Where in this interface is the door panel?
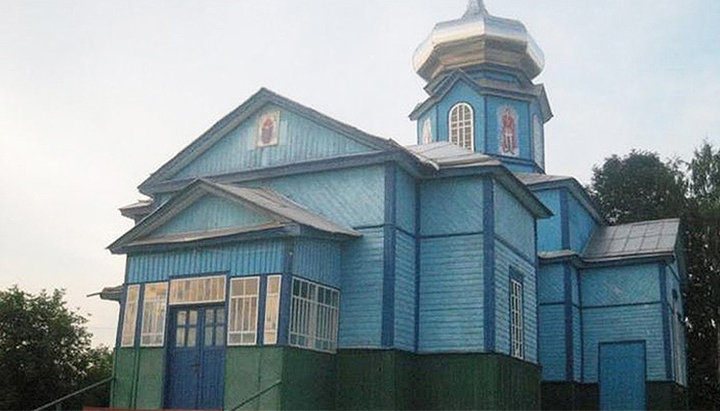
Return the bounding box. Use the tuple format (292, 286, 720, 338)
(166, 307, 226, 410)
(599, 342, 646, 410)
(199, 307, 226, 410)
(167, 309, 200, 409)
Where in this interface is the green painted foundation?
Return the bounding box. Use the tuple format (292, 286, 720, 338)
(540, 381, 688, 410)
(111, 347, 540, 410)
(111, 348, 164, 409)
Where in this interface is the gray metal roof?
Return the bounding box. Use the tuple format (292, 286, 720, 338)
(514, 172, 573, 186)
(405, 142, 500, 169)
(583, 218, 680, 261)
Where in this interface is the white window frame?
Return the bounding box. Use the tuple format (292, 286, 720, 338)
(227, 277, 260, 346)
(168, 275, 226, 306)
(264, 275, 282, 345)
(140, 282, 169, 347)
(289, 277, 340, 353)
(448, 102, 474, 151)
(510, 277, 524, 359)
(121, 284, 140, 347)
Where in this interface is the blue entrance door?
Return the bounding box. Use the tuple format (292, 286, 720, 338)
(599, 342, 646, 410)
(166, 307, 226, 409)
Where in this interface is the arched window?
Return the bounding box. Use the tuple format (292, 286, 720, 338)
(449, 103, 474, 151)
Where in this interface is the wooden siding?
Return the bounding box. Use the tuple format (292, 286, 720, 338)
(538, 263, 564, 304)
(539, 305, 566, 381)
(495, 184, 535, 258)
(567, 193, 596, 252)
(395, 168, 416, 234)
(257, 165, 385, 228)
(126, 240, 285, 283)
(173, 104, 374, 180)
(394, 230, 416, 351)
(581, 264, 660, 307)
(419, 177, 484, 237)
(495, 240, 537, 363)
(149, 194, 272, 238)
(292, 239, 341, 287)
(418, 234, 484, 352)
(339, 227, 384, 348)
(535, 189, 562, 252)
(582, 304, 666, 382)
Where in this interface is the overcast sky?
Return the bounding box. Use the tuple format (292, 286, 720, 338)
(1, 0, 719, 347)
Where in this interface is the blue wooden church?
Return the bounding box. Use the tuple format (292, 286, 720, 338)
(103, 1, 688, 409)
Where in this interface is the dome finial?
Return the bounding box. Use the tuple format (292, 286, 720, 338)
(463, 0, 488, 18)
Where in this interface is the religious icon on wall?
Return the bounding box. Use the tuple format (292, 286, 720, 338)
(497, 106, 518, 156)
(422, 118, 433, 144)
(257, 111, 280, 147)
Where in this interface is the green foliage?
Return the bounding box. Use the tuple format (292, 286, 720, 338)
(589, 143, 720, 409)
(0, 286, 112, 410)
(589, 150, 687, 224)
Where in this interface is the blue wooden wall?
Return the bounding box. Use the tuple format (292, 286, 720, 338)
(339, 227, 384, 347)
(149, 194, 272, 238)
(417, 175, 486, 352)
(538, 262, 568, 380)
(127, 240, 285, 283)
(292, 239, 341, 288)
(535, 189, 562, 252)
(419, 234, 485, 352)
(173, 104, 375, 180)
(580, 263, 667, 382)
(534, 187, 597, 253)
(567, 194, 596, 252)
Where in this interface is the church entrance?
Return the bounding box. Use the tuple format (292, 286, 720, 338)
(165, 306, 226, 409)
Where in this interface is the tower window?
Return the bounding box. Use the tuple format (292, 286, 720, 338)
(449, 103, 474, 151)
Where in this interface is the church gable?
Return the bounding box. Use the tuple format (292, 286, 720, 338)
(147, 194, 273, 238)
(139, 88, 395, 194)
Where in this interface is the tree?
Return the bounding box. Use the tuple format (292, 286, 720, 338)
(589, 150, 687, 224)
(0, 286, 112, 410)
(589, 145, 720, 409)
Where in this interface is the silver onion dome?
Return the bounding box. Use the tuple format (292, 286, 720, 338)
(413, 0, 545, 81)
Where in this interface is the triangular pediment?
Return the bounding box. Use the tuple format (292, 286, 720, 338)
(139, 88, 398, 195)
(146, 194, 274, 239)
(109, 179, 359, 254)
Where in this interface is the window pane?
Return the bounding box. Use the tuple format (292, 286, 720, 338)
(205, 326, 213, 346)
(175, 328, 185, 347)
(206, 309, 214, 325)
(121, 285, 140, 347)
(264, 276, 281, 345)
(140, 282, 168, 347)
(228, 277, 259, 346)
(169, 276, 226, 305)
(187, 327, 196, 347)
(216, 325, 224, 346)
(288, 278, 339, 353)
